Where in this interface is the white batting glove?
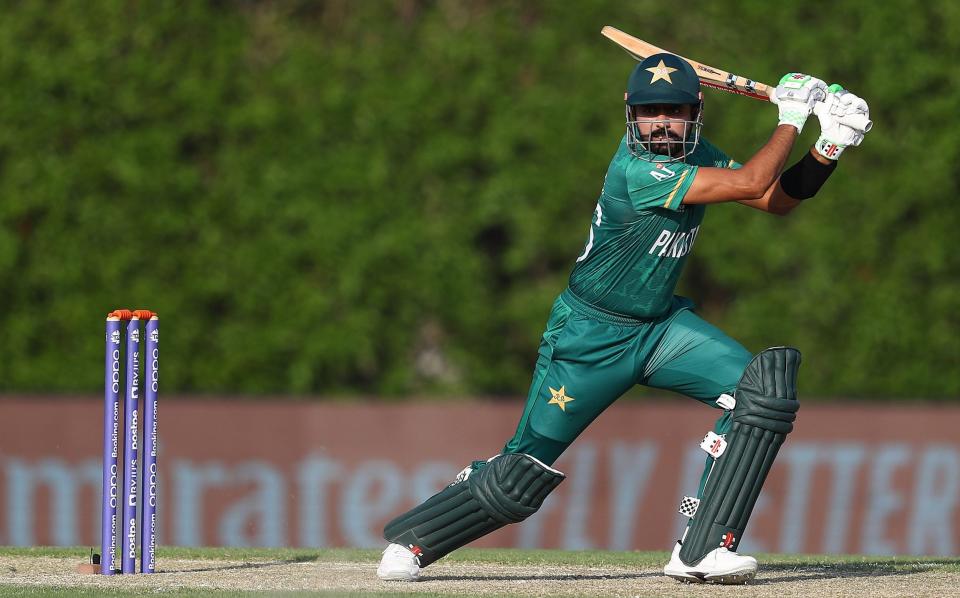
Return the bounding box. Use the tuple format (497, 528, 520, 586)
(771, 73, 828, 133)
(813, 85, 872, 160)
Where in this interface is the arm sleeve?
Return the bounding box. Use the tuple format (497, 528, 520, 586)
(625, 160, 698, 212)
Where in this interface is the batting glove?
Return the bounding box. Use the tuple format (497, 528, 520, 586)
(813, 84, 872, 160)
(771, 73, 828, 134)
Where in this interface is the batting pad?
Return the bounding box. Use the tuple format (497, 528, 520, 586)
(679, 347, 800, 566)
(383, 453, 565, 567)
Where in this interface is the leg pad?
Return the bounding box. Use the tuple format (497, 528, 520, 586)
(679, 347, 800, 566)
(383, 453, 565, 567)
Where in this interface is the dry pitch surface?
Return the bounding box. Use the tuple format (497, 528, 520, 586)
(0, 547, 958, 597)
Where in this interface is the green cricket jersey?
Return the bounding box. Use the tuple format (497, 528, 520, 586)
(568, 136, 739, 319)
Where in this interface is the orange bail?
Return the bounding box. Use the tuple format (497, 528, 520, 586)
(107, 309, 158, 320)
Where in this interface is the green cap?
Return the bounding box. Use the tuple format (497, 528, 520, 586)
(626, 53, 701, 105)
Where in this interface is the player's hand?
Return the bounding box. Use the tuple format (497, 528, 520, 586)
(813, 85, 872, 160)
(771, 73, 828, 134)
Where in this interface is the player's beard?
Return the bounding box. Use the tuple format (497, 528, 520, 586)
(648, 129, 685, 158)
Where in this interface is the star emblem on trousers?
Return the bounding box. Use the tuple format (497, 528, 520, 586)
(548, 386, 575, 412)
(646, 59, 677, 84)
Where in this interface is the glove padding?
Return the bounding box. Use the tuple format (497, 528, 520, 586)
(771, 73, 828, 134)
(813, 85, 871, 160)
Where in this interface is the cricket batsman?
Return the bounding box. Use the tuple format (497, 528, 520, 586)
(377, 53, 871, 584)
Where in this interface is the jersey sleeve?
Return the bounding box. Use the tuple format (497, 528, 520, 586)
(624, 159, 698, 212)
(698, 137, 742, 170)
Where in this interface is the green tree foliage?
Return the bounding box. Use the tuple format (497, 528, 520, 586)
(0, 1, 956, 398)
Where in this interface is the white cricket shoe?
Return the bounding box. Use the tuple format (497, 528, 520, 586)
(663, 541, 757, 584)
(376, 543, 420, 581)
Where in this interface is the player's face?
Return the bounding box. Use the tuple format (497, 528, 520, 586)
(631, 103, 695, 157)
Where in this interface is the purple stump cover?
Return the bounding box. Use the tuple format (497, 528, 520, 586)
(101, 317, 123, 574)
(121, 318, 141, 574)
(140, 316, 159, 573)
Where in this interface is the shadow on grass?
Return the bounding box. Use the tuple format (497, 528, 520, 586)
(748, 560, 960, 585)
(150, 552, 960, 585)
(423, 572, 660, 582)
(423, 559, 960, 585)
(157, 554, 320, 574)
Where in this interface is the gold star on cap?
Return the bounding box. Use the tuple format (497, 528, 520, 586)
(646, 59, 677, 84)
(548, 386, 575, 412)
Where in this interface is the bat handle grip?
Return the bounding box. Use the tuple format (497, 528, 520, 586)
(843, 113, 873, 133)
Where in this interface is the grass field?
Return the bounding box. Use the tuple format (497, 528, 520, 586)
(0, 546, 958, 597)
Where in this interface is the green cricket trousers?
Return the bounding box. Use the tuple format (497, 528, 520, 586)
(503, 288, 752, 466)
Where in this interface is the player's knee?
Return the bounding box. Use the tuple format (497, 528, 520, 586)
(471, 453, 566, 522)
(382, 453, 565, 567)
(712, 347, 800, 427)
(733, 346, 801, 433)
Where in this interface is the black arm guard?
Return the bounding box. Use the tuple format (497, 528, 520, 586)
(778, 150, 837, 200)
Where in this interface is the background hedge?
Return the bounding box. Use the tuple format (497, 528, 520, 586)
(0, 0, 956, 398)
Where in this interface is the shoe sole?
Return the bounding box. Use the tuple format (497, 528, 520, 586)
(665, 567, 756, 585)
(376, 570, 419, 582)
(665, 571, 705, 584)
(377, 574, 419, 581)
(704, 569, 756, 584)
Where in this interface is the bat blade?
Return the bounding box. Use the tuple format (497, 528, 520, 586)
(601, 26, 773, 102)
(601, 26, 871, 131)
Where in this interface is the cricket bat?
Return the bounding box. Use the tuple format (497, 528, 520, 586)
(601, 26, 871, 131)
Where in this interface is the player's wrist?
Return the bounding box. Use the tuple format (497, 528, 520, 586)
(808, 145, 834, 165)
(813, 135, 847, 160)
(778, 110, 808, 133)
